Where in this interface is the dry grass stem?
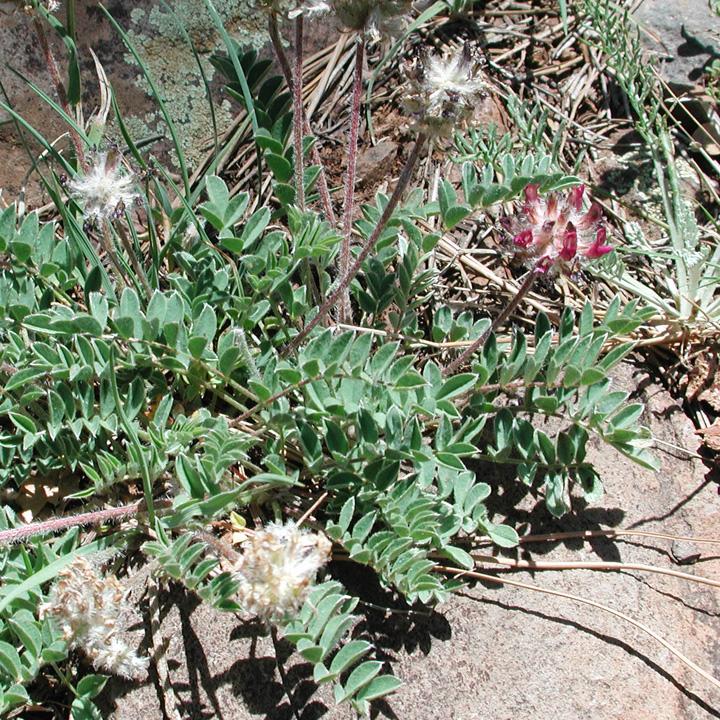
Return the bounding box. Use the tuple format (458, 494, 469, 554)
(471, 555, 720, 589)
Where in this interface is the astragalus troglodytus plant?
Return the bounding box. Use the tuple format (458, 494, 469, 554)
(3, 0, 713, 717)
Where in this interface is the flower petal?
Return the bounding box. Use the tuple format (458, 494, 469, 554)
(579, 202, 603, 228)
(546, 193, 559, 218)
(559, 223, 578, 261)
(568, 185, 585, 212)
(585, 226, 612, 258)
(513, 228, 534, 247)
(524, 184, 539, 203)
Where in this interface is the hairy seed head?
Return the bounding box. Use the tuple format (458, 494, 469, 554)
(402, 44, 487, 138)
(40, 556, 148, 680)
(234, 522, 332, 624)
(68, 151, 137, 224)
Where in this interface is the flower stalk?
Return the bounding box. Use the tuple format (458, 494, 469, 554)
(281, 133, 426, 356)
(338, 36, 366, 323)
(0, 501, 146, 546)
(116, 223, 153, 299)
(292, 14, 306, 211)
(267, 14, 336, 225)
(100, 220, 130, 292)
(444, 265, 541, 376)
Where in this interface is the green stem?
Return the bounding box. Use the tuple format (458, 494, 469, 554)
(66, 0, 77, 41)
(100, 220, 130, 291)
(101, 6, 189, 197)
(108, 346, 155, 524)
(31, 13, 86, 169)
(51, 661, 78, 697)
(234, 328, 260, 380)
(116, 222, 153, 299)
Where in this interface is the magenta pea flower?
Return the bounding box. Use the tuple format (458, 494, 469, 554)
(505, 184, 612, 273)
(446, 184, 611, 376)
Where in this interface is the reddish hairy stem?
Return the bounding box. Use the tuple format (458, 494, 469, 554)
(280, 134, 426, 357)
(444, 266, 541, 376)
(194, 530, 241, 563)
(0, 501, 146, 546)
(268, 15, 335, 225)
(338, 37, 365, 323)
(292, 15, 305, 211)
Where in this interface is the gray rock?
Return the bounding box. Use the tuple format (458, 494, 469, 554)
(635, 0, 720, 88)
(356, 140, 399, 189)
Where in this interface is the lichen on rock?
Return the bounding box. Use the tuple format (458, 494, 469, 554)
(122, 0, 271, 167)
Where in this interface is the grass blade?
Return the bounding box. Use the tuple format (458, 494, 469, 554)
(99, 4, 190, 198)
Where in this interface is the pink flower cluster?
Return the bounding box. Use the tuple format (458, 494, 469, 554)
(505, 184, 612, 273)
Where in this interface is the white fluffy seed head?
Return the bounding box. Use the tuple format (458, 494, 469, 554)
(288, 0, 331, 18)
(402, 44, 487, 138)
(41, 556, 148, 680)
(234, 522, 332, 624)
(68, 151, 138, 224)
(89, 636, 150, 680)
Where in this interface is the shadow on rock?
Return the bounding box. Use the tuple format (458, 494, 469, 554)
(331, 561, 452, 658)
(474, 458, 626, 562)
(99, 583, 330, 720)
